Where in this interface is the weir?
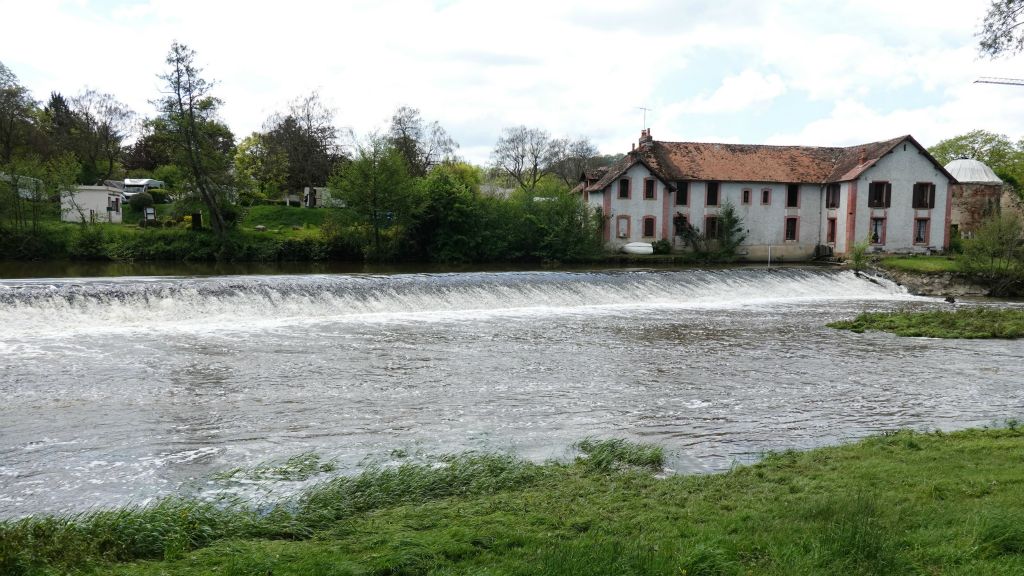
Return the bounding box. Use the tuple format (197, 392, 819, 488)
(0, 268, 912, 337)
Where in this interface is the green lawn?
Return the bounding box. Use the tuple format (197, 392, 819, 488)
(120, 204, 331, 239)
(829, 307, 1024, 338)
(4, 428, 1024, 575)
(879, 255, 960, 274)
(241, 205, 332, 230)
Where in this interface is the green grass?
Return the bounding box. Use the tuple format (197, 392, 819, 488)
(574, 437, 665, 471)
(828, 307, 1024, 338)
(213, 452, 337, 482)
(240, 205, 331, 230)
(880, 255, 961, 274)
(4, 429, 1024, 575)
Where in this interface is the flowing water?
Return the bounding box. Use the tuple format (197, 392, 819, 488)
(1, 267, 1022, 518)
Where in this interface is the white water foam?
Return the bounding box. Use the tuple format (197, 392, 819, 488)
(0, 269, 922, 339)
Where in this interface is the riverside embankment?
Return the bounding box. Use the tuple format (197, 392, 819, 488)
(3, 428, 1024, 575)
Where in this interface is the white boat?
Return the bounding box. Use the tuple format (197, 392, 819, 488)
(621, 242, 654, 255)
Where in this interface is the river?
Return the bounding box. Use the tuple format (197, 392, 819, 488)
(1, 267, 1022, 518)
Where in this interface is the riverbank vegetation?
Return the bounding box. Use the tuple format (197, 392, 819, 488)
(1, 49, 620, 266)
(829, 307, 1024, 338)
(0, 178, 607, 264)
(3, 428, 1024, 575)
(873, 212, 1024, 297)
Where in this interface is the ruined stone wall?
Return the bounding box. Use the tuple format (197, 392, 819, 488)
(951, 183, 1003, 236)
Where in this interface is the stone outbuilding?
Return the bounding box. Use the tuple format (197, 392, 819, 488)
(945, 158, 1004, 238)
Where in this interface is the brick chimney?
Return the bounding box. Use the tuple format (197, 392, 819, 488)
(638, 128, 653, 151)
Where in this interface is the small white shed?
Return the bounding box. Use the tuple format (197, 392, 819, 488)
(61, 185, 123, 224)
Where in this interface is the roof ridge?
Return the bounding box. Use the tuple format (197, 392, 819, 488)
(655, 140, 846, 151)
(654, 134, 911, 150)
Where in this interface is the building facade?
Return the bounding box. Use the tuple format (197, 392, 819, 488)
(61, 185, 123, 224)
(577, 131, 956, 259)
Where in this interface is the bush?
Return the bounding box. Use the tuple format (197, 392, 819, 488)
(0, 227, 71, 259)
(219, 204, 241, 228)
(149, 189, 169, 204)
(676, 200, 746, 262)
(958, 213, 1024, 296)
(128, 192, 154, 211)
(68, 226, 107, 259)
(848, 240, 869, 272)
(948, 226, 964, 254)
(651, 238, 672, 254)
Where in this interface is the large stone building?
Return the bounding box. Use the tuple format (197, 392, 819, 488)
(575, 130, 956, 259)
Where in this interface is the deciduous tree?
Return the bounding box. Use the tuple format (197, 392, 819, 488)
(547, 136, 599, 186)
(0, 61, 37, 164)
(154, 42, 233, 235)
(491, 126, 555, 191)
(329, 135, 418, 259)
(928, 130, 1024, 192)
(387, 106, 458, 177)
(928, 130, 1017, 168)
(979, 0, 1024, 57)
(40, 92, 78, 160)
(70, 89, 134, 182)
(264, 92, 343, 199)
(234, 132, 288, 204)
(123, 127, 174, 173)
(407, 162, 482, 262)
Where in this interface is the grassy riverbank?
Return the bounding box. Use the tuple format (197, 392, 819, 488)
(3, 429, 1024, 575)
(829, 307, 1024, 338)
(879, 255, 960, 274)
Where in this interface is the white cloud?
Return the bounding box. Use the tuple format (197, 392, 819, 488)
(671, 70, 787, 115)
(765, 81, 1024, 149)
(2, 0, 1023, 162)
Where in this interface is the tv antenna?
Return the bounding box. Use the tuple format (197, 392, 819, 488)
(975, 77, 1024, 86)
(636, 106, 653, 128)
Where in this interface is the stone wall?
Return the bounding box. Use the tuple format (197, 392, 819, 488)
(874, 267, 988, 297)
(951, 182, 1003, 237)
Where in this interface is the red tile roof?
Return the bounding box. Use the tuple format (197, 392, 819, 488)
(580, 134, 954, 193)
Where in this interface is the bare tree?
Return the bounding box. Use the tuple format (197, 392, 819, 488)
(71, 89, 134, 182)
(979, 0, 1024, 57)
(491, 126, 555, 191)
(387, 106, 458, 177)
(548, 136, 600, 186)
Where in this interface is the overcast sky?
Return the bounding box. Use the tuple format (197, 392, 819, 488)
(4, 0, 1024, 164)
